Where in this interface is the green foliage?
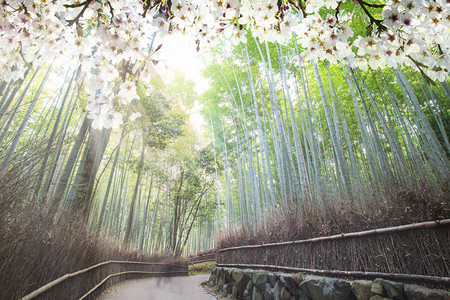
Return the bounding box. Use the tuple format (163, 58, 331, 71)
(169, 73, 198, 105)
(140, 90, 185, 149)
(188, 261, 215, 275)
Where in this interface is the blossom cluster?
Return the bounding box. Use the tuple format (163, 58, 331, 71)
(358, 0, 450, 81)
(154, 0, 449, 81)
(151, 0, 300, 46)
(0, 0, 449, 129)
(0, 1, 154, 129)
(293, 0, 449, 81)
(294, 13, 355, 64)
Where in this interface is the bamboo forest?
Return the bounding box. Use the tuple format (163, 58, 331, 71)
(0, 1, 449, 299)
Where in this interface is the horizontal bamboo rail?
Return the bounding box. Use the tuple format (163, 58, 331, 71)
(189, 253, 217, 265)
(216, 263, 450, 285)
(78, 270, 186, 300)
(218, 219, 450, 253)
(190, 259, 217, 265)
(21, 260, 188, 300)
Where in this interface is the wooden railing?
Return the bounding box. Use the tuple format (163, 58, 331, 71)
(21, 261, 188, 300)
(189, 252, 217, 265)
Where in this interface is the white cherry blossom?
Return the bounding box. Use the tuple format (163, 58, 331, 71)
(117, 81, 139, 104)
(0, 0, 449, 130)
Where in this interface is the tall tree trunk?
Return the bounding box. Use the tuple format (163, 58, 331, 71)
(0, 67, 51, 172)
(123, 142, 145, 247)
(51, 115, 91, 211)
(72, 127, 111, 220)
(33, 70, 76, 201)
(312, 60, 351, 196)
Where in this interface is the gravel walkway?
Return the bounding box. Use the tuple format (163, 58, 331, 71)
(96, 275, 216, 300)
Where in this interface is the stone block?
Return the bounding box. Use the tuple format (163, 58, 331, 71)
(377, 279, 406, 300)
(253, 270, 270, 290)
(352, 280, 375, 300)
(244, 286, 253, 300)
(208, 280, 214, 288)
(371, 280, 385, 296)
(298, 289, 312, 300)
(404, 284, 450, 300)
(252, 286, 264, 300)
(218, 277, 225, 292)
(233, 268, 252, 296)
(369, 296, 391, 300)
(244, 280, 255, 300)
(279, 274, 301, 296)
(268, 273, 278, 286)
(209, 274, 216, 285)
(274, 280, 283, 300)
(281, 286, 293, 300)
(224, 268, 234, 283)
(222, 283, 230, 297)
(300, 275, 351, 300)
(265, 282, 274, 297)
(232, 286, 238, 299)
(293, 273, 306, 286)
(264, 283, 275, 300)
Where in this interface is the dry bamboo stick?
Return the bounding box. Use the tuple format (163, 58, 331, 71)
(20, 261, 187, 300)
(218, 219, 450, 253)
(216, 263, 450, 284)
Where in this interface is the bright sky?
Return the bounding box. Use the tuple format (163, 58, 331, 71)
(155, 34, 210, 94)
(154, 33, 210, 145)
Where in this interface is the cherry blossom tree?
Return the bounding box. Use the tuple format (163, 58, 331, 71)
(1, 0, 448, 131)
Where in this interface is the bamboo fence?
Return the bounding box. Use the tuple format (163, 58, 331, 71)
(189, 252, 217, 265)
(215, 219, 450, 286)
(218, 219, 450, 253)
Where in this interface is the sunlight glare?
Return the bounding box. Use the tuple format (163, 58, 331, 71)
(156, 34, 210, 94)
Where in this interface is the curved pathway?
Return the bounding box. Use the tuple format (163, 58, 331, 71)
(96, 274, 215, 300)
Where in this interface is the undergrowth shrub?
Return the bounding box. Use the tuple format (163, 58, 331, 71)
(215, 180, 450, 282)
(217, 179, 450, 248)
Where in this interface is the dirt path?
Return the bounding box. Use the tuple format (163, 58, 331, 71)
(96, 274, 216, 300)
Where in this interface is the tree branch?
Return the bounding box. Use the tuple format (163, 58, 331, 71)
(355, 0, 386, 34)
(65, 0, 93, 27)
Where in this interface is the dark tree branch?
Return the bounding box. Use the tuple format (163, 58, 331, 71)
(407, 54, 437, 86)
(355, 0, 387, 34)
(359, 0, 385, 8)
(106, 1, 115, 20)
(65, 0, 93, 27)
(334, 1, 342, 22)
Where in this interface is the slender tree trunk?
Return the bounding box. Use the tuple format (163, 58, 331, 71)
(0, 67, 51, 172)
(312, 60, 351, 196)
(51, 115, 91, 210)
(71, 127, 111, 220)
(33, 70, 76, 200)
(124, 142, 145, 247)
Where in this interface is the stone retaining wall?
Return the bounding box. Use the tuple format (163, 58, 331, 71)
(208, 267, 450, 300)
